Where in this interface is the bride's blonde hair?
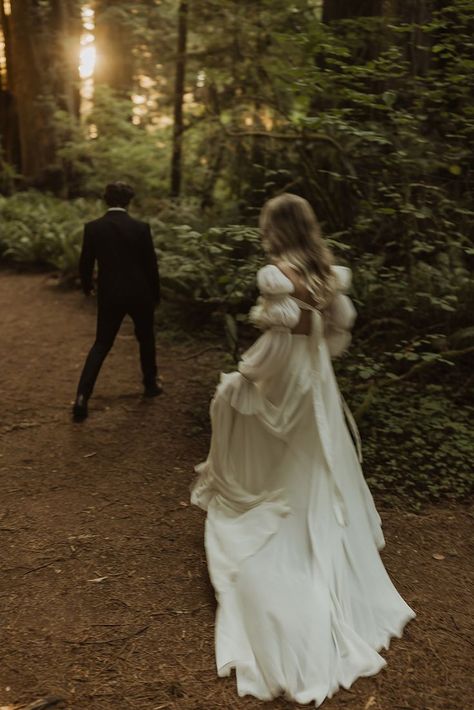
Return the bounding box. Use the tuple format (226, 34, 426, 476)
(259, 193, 336, 308)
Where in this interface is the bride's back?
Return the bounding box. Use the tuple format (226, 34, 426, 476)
(275, 262, 318, 335)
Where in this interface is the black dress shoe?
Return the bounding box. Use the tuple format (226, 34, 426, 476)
(72, 394, 89, 422)
(143, 379, 163, 397)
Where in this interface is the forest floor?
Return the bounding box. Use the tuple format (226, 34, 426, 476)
(0, 270, 472, 710)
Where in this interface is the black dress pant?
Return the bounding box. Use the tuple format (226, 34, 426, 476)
(77, 300, 157, 399)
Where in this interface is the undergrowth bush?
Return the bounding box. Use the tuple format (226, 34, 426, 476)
(150, 221, 263, 354)
(346, 383, 473, 508)
(0, 192, 98, 274)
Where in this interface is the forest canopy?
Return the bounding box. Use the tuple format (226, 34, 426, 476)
(0, 0, 473, 504)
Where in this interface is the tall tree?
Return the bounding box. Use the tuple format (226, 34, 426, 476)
(8, 0, 57, 183)
(170, 0, 188, 198)
(0, 1, 20, 169)
(394, 0, 433, 75)
(323, 0, 433, 73)
(0, 0, 80, 187)
(51, 0, 81, 116)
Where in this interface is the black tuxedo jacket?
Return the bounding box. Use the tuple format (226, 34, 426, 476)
(79, 210, 160, 304)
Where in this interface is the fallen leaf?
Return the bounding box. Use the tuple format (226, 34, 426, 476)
(87, 576, 108, 583)
(364, 696, 377, 710)
(432, 553, 445, 560)
(84, 452, 97, 458)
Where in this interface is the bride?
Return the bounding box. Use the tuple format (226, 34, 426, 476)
(191, 193, 415, 706)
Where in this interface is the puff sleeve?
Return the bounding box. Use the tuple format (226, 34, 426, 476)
(247, 264, 301, 331)
(238, 265, 300, 383)
(323, 265, 357, 358)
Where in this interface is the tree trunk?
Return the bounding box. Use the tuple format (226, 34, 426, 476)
(51, 0, 81, 115)
(395, 0, 433, 75)
(0, 2, 20, 170)
(322, 0, 385, 61)
(2, 0, 80, 187)
(8, 0, 58, 184)
(322, 0, 384, 21)
(200, 139, 224, 210)
(170, 1, 188, 198)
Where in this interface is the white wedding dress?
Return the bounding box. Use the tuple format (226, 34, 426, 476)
(191, 264, 415, 706)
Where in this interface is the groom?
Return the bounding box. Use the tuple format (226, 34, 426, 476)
(72, 182, 161, 422)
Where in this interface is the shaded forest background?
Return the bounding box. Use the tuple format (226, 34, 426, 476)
(0, 0, 473, 505)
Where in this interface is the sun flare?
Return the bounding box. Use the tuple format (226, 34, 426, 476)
(79, 6, 96, 80)
(79, 42, 96, 80)
(79, 6, 96, 109)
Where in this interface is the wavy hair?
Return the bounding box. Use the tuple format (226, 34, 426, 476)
(259, 193, 336, 309)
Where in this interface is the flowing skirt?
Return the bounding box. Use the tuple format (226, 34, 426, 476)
(192, 336, 415, 706)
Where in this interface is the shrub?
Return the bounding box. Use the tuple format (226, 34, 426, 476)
(0, 192, 97, 274)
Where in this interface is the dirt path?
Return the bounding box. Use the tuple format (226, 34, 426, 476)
(0, 270, 472, 710)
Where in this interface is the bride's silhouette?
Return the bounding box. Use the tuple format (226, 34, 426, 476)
(192, 193, 415, 706)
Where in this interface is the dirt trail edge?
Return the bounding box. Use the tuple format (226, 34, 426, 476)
(0, 271, 472, 710)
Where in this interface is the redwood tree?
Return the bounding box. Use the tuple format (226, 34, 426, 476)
(0, 1, 19, 170)
(0, 0, 80, 187)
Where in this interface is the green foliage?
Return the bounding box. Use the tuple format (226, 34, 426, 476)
(0, 192, 97, 274)
(55, 87, 170, 200)
(350, 254, 471, 334)
(154, 223, 262, 309)
(0, 155, 19, 196)
(351, 384, 473, 508)
(151, 220, 264, 351)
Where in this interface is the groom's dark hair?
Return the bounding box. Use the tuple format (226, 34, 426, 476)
(104, 182, 135, 208)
